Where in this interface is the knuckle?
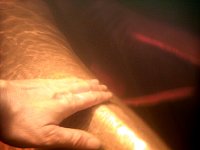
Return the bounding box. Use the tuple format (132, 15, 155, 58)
(65, 94, 80, 111)
(58, 93, 73, 107)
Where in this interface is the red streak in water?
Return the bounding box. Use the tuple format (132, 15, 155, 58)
(133, 33, 200, 66)
(124, 86, 194, 106)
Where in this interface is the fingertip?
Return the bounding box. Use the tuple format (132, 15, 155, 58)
(90, 79, 99, 84)
(106, 92, 113, 99)
(101, 85, 108, 90)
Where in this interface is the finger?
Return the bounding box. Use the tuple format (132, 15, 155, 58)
(40, 79, 100, 93)
(59, 91, 112, 114)
(9, 78, 104, 94)
(52, 81, 108, 100)
(66, 80, 107, 93)
(88, 80, 107, 91)
(40, 125, 101, 150)
(44, 78, 99, 88)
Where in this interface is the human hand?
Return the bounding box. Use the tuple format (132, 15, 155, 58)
(0, 78, 112, 149)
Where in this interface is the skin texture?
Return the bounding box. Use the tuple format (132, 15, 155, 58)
(0, 78, 112, 149)
(0, 0, 170, 150)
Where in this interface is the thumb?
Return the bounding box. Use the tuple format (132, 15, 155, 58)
(39, 125, 101, 150)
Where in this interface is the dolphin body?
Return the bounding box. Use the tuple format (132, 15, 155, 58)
(0, 0, 172, 150)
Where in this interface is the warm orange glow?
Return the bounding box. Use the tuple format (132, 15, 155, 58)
(117, 126, 147, 150)
(95, 106, 149, 150)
